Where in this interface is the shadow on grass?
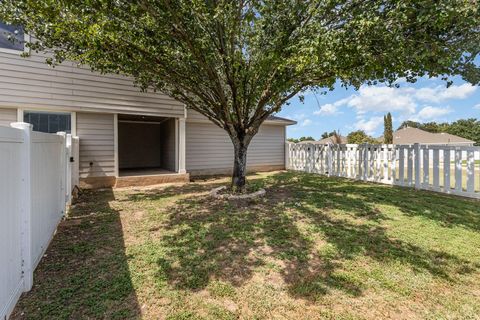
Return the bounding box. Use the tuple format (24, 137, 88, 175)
(156, 193, 313, 291)
(123, 181, 220, 203)
(122, 172, 267, 203)
(287, 171, 480, 232)
(11, 171, 480, 316)
(154, 171, 480, 300)
(11, 189, 141, 320)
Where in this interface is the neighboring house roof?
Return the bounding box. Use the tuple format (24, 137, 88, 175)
(393, 127, 475, 145)
(317, 135, 348, 144)
(267, 115, 297, 125)
(297, 135, 348, 144)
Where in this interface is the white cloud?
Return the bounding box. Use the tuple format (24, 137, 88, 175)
(414, 84, 477, 103)
(354, 116, 383, 135)
(313, 97, 350, 116)
(300, 119, 312, 127)
(414, 106, 452, 121)
(320, 83, 476, 123)
(307, 82, 476, 136)
(347, 86, 417, 114)
(314, 103, 337, 115)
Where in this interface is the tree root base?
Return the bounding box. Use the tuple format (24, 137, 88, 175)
(210, 186, 266, 200)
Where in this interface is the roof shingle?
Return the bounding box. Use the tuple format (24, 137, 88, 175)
(393, 127, 474, 145)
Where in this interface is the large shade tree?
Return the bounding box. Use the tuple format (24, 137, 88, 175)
(1, 0, 479, 191)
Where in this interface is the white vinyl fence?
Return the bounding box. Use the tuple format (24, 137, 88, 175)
(287, 143, 480, 199)
(0, 123, 79, 319)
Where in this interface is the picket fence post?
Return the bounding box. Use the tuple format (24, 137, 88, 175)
(10, 122, 33, 292)
(309, 144, 314, 173)
(336, 145, 341, 176)
(466, 150, 475, 193)
(414, 143, 420, 190)
(422, 146, 429, 188)
(66, 134, 73, 205)
(391, 145, 397, 184)
(285, 143, 290, 170)
(286, 142, 479, 199)
(311, 144, 316, 173)
(454, 149, 462, 192)
(382, 145, 389, 182)
(327, 144, 332, 176)
(444, 148, 451, 192)
(57, 132, 68, 212)
(358, 144, 362, 180)
(363, 143, 369, 181)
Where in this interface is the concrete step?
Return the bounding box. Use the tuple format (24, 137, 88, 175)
(115, 172, 190, 188)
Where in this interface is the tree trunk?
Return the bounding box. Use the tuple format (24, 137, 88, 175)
(232, 141, 248, 192)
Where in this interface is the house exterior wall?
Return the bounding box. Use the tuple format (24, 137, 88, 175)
(76, 112, 115, 180)
(0, 49, 187, 188)
(185, 121, 286, 175)
(0, 107, 17, 126)
(0, 50, 292, 185)
(0, 51, 185, 118)
(160, 118, 176, 172)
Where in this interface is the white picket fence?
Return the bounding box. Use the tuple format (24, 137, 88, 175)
(287, 143, 480, 199)
(0, 123, 79, 319)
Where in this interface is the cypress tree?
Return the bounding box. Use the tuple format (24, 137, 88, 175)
(384, 113, 393, 144)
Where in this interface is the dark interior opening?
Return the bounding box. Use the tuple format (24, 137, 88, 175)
(118, 114, 176, 176)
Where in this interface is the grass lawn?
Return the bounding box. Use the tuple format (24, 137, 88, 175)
(11, 171, 480, 319)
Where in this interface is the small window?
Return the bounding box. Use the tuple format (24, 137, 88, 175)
(24, 111, 71, 134)
(0, 21, 27, 53)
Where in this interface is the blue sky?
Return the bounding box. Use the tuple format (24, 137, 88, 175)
(278, 76, 480, 139)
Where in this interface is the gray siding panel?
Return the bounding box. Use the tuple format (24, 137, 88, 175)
(0, 108, 16, 127)
(186, 122, 285, 172)
(77, 113, 115, 178)
(0, 52, 185, 117)
(186, 110, 209, 121)
(160, 119, 176, 171)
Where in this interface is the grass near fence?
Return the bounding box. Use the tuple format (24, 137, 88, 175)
(351, 164, 480, 192)
(394, 165, 480, 192)
(11, 171, 480, 319)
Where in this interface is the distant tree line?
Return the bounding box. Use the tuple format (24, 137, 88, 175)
(287, 136, 315, 143)
(288, 117, 479, 146)
(346, 130, 378, 144)
(288, 130, 343, 143)
(321, 131, 337, 139)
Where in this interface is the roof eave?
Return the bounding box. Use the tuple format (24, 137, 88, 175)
(265, 119, 297, 126)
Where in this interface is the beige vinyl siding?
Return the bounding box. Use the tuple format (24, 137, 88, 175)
(186, 110, 209, 121)
(160, 118, 176, 171)
(0, 51, 185, 117)
(77, 113, 115, 178)
(0, 108, 17, 127)
(186, 122, 285, 173)
(186, 109, 294, 125)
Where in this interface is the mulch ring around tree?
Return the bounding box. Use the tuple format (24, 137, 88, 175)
(210, 185, 266, 200)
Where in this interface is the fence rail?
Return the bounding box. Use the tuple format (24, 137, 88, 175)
(0, 123, 79, 319)
(287, 143, 480, 199)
